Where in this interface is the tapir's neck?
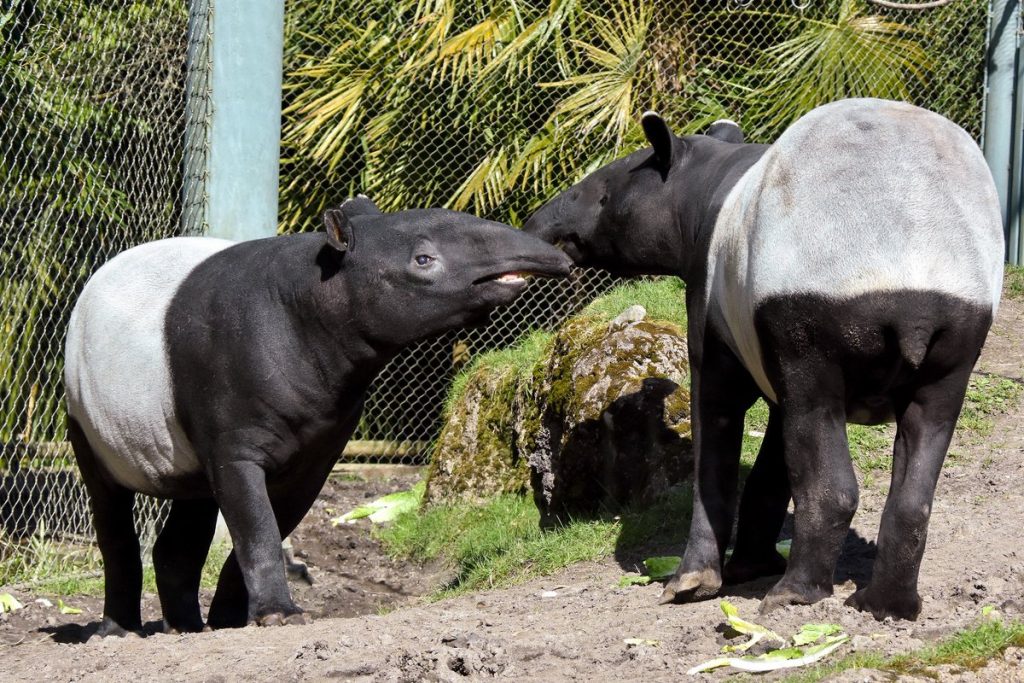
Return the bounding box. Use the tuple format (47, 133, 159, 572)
(675, 141, 768, 286)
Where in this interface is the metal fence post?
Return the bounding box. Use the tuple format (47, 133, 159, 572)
(984, 0, 1022, 263)
(185, 0, 284, 241)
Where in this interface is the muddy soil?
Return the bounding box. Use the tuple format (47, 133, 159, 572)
(3, 301, 1024, 682)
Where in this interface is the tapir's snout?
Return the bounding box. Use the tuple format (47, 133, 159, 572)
(475, 226, 573, 285)
(466, 225, 572, 308)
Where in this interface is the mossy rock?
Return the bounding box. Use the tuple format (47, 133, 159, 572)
(426, 285, 693, 517)
(518, 306, 692, 525)
(424, 361, 530, 505)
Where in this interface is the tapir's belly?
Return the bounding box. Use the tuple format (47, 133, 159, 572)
(64, 237, 234, 497)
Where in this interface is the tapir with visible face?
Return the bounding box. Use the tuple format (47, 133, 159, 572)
(65, 199, 571, 635)
(524, 98, 1003, 620)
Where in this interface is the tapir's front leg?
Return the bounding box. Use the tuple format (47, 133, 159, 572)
(209, 454, 301, 626)
(661, 330, 759, 604)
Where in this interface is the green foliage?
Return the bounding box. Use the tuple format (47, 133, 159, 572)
(279, 0, 980, 233)
(740, 398, 770, 475)
(739, 0, 930, 139)
(1, 0, 187, 445)
(376, 485, 692, 597)
(0, 526, 102, 591)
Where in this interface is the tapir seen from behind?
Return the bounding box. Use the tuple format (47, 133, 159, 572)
(523, 98, 1004, 621)
(65, 199, 572, 635)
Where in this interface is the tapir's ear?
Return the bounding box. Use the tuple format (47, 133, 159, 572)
(641, 111, 674, 175)
(323, 208, 353, 253)
(706, 119, 745, 144)
(340, 194, 382, 219)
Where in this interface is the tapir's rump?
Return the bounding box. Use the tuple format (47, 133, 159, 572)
(707, 98, 1003, 401)
(64, 237, 234, 496)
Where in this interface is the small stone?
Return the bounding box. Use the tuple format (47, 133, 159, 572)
(610, 305, 647, 329)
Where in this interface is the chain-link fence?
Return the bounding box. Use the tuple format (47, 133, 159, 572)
(0, 0, 994, 582)
(0, 0, 210, 580)
(282, 0, 991, 461)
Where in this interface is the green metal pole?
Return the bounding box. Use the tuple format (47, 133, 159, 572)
(185, 0, 284, 241)
(983, 0, 1022, 264)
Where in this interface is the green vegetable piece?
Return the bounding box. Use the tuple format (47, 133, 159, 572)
(623, 638, 660, 647)
(689, 635, 850, 674)
(331, 487, 421, 525)
(57, 599, 82, 615)
(642, 556, 681, 580)
(0, 593, 24, 613)
(791, 622, 842, 646)
(618, 575, 652, 587)
(775, 538, 792, 560)
(720, 600, 786, 645)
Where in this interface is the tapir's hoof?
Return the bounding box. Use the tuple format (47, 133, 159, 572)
(723, 551, 787, 585)
(659, 568, 722, 605)
(846, 587, 921, 621)
(759, 579, 831, 614)
(256, 612, 308, 627)
(162, 619, 206, 635)
(96, 616, 141, 638)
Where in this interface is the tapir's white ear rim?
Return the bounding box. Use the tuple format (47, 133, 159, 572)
(323, 208, 352, 253)
(706, 119, 745, 144)
(340, 194, 383, 218)
(641, 111, 674, 173)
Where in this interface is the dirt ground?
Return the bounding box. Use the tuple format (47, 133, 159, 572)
(3, 300, 1024, 681)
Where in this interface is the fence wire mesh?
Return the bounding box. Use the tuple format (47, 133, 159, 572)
(0, 0, 209, 580)
(279, 0, 990, 461)
(0, 0, 993, 582)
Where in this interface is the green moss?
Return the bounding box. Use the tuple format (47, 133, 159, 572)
(444, 329, 554, 417)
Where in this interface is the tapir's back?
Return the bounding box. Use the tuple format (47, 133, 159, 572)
(708, 98, 1004, 400)
(65, 237, 234, 495)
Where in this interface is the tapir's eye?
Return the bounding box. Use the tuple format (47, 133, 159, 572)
(599, 194, 608, 206)
(415, 254, 435, 266)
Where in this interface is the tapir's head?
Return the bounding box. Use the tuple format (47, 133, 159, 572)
(523, 113, 746, 277)
(320, 198, 572, 348)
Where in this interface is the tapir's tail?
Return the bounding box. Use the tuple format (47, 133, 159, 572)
(896, 323, 933, 370)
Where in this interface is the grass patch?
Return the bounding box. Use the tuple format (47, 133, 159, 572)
(735, 371, 1022, 482)
(1, 529, 231, 597)
(376, 486, 693, 599)
(780, 619, 1024, 682)
(740, 399, 770, 476)
(958, 374, 1023, 436)
(1003, 264, 1024, 300)
(581, 277, 686, 327)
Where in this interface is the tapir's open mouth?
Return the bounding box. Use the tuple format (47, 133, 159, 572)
(473, 271, 530, 286)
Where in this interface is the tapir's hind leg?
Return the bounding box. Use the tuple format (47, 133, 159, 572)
(760, 361, 858, 613)
(724, 405, 790, 585)
(846, 358, 975, 621)
(68, 418, 143, 636)
(153, 498, 218, 632)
